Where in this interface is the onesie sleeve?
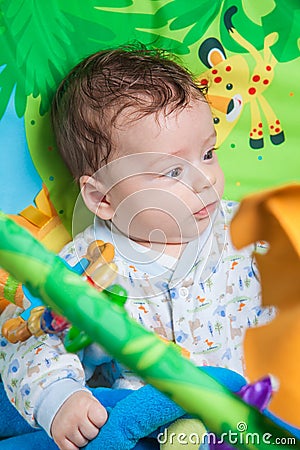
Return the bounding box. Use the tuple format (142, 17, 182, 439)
(0, 228, 94, 435)
(0, 225, 120, 436)
(0, 316, 88, 435)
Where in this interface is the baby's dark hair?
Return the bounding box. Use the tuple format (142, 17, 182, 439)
(51, 44, 206, 181)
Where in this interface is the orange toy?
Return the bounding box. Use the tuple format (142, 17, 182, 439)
(230, 183, 300, 428)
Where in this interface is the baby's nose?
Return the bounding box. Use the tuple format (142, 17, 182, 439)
(190, 168, 216, 193)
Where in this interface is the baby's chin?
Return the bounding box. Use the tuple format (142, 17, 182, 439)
(132, 233, 199, 245)
(122, 217, 212, 247)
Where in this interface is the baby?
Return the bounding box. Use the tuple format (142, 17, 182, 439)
(0, 45, 274, 450)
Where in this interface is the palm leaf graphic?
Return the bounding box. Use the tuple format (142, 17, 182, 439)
(0, 0, 120, 119)
(0, 0, 74, 117)
(159, 0, 223, 46)
(93, 0, 222, 52)
(0, 0, 221, 119)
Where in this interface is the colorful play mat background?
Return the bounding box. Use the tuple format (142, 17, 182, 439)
(0, 0, 299, 236)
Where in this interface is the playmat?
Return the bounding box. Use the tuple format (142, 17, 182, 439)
(0, 1, 299, 449)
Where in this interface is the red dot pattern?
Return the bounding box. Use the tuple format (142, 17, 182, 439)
(251, 125, 264, 137)
(214, 76, 222, 83)
(270, 122, 281, 133)
(252, 75, 260, 82)
(225, 66, 232, 72)
(248, 87, 256, 95)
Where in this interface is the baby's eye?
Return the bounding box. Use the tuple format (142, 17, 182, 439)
(165, 167, 182, 178)
(203, 149, 214, 161)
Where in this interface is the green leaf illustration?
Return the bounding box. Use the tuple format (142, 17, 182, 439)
(0, 0, 75, 117)
(1, 0, 297, 123)
(262, 0, 300, 62)
(220, 0, 265, 53)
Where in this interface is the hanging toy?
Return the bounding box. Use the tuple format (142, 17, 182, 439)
(1, 239, 117, 344)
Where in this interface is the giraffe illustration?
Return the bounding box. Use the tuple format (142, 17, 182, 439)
(141, 273, 157, 297)
(225, 270, 234, 295)
(188, 318, 201, 345)
(26, 360, 41, 377)
(152, 313, 168, 339)
(198, 6, 284, 150)
(182, 278, 194, 288)
(229, 314, 242, 340)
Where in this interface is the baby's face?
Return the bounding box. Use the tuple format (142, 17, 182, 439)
(96, 99, 224, 245)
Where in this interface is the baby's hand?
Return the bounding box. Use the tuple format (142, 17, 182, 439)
(50, 390, 108, 450)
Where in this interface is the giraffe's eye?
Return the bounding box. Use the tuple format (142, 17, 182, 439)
(226, 83, 233, 90)
(213, 117, 220, 124)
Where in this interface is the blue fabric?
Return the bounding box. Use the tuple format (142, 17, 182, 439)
(0, 382, 159, 449)
(0, 367, 298, 449)
(0, 366, 245, 449)
(0, 383, 163, 450)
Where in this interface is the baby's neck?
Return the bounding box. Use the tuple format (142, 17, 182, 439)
(108, 221, 188, 259)
(136, 240, 187, 259)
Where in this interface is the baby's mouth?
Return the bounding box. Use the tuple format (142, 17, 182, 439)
(193, 201, 218, 218)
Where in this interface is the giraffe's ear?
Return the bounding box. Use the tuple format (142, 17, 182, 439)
(198, 38, 227, 68)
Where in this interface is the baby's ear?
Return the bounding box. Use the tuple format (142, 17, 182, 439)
(80, 175, 114, 220)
